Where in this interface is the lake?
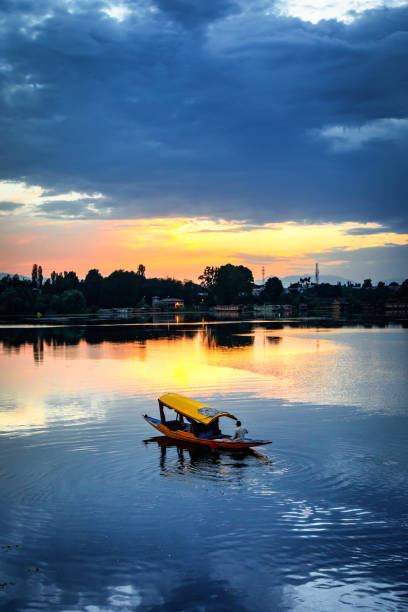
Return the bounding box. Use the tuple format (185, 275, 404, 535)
(0, 319, 407, 611)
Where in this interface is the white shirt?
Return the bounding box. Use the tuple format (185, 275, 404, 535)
(232, 426, 248, 441)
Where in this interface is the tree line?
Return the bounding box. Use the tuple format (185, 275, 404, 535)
(0, 265, 205, 315)
(0, 262, 407, 315)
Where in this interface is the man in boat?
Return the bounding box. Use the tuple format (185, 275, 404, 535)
(231, 420, 248, 441)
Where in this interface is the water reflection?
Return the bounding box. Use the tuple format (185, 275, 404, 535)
(0, 323, 407, 433)
(0, 322, 407, 610)
(144, 436, 271, 481)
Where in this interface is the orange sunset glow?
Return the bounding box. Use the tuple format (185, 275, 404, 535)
(2, 211, 407, 281)
(0, 326, 343, 431)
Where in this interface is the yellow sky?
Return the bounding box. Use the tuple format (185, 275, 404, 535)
(1, 215, 408, 281)
(1, 180, 407, 280)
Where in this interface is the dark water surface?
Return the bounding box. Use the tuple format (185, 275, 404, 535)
(0, 321, 407, 611)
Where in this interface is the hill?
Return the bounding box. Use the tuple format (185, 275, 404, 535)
(254, 274, 357, 287)
(0, 273, 30, 281)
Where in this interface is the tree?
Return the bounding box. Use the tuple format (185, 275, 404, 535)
(362, 279, 372, 289)
(398, 279, 408, 301)
(182, 280, 203, 306)
(52, 270, 80, 293)
(58, 290, 86, 313)
(83, 269, 103, 306)
(32, 264, 38, 286)
(142, 276, 184, 305)
(0, 286, 33, 313)
(199, 266, 219, 291)
(261, 277, 283, 303)
(315, 283, 342, 299)
(210, 263, 254, 304)
(299, 277, 311, 290)
(38, 265, 43, 288)
(136, 264, 146, 277)
(101, 270, 145, 307)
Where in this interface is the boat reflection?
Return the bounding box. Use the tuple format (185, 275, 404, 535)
(143, 435, 271, 480)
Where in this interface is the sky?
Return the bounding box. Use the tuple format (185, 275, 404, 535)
(0, 0, 407, 283)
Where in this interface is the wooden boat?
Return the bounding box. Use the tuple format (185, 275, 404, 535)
(143, 393, 272, 450)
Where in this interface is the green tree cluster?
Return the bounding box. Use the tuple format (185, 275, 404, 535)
(260, 277, 284, 302)
(1, 263, 407, 316)
(0, 264, 205, 314)
(199, 264, 254, 304)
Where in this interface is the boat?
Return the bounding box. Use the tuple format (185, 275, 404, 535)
(143, 393, 272, 450)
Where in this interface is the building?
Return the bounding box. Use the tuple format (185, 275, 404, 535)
(152, 297, 184, 309)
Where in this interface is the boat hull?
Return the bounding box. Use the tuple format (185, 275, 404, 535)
(143, 415, 272, 449)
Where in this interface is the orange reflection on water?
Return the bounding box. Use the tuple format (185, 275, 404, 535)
(0, 326, 342, 431)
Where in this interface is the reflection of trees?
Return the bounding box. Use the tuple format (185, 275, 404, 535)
(0, 327, 84, 351)
(33, 336, 44, 362)
(0, 326, 200, 362)
(202, 323, 255, 349)
(82, 327, 193, 345)
(0, 326, 194, 351)
(0, 319, 394, 363)
(263, 322, 284, 331)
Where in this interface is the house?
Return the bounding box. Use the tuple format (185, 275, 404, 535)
(152, 297, 184, 309)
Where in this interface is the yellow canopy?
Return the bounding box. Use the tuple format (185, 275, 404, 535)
(159, 393, 237, 425)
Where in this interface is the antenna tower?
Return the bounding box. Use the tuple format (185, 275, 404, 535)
(261, 266, 265, 285)
(315, 262, 319, 285)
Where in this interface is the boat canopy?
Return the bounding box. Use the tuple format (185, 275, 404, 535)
(159, 393, 237, 426)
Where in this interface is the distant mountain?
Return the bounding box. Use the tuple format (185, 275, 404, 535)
(383, 278, 405, 286)
(0, 273, 30, 281)
(255, 275, 406, 287)
(281, 274, 356, 287)
(253, 274, 357, 287)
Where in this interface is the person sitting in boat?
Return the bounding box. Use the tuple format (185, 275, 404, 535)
(231, 421, 248, 441)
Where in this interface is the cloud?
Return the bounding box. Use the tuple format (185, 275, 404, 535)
(0, 180, 108, 218)
(154, 0, 239, 27)
(102, 3, 132, 22)
(343, 226, 391, 236)
(0, 1, 407, 231)
(276, 0, 407, 24)
(193, 222, 274, 233)
(0, 201, 24, 213)
(34, 199, 112, 219)
(231, 253, 293, 265)
(315, 118, 408, 151)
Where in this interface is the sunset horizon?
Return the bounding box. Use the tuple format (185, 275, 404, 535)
(2, 202, 407, 284)
(1, 0, 407, 284)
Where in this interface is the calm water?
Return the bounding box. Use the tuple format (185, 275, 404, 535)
(0, 320, 407, 611)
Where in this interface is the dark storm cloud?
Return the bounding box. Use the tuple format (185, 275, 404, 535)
(1, 1, 407, 226)
(154, 0, 239, 27)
